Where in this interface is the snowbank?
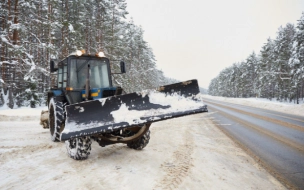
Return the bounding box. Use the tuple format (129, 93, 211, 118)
(203, 95, 304, 117)
(0, 106, 47, 121)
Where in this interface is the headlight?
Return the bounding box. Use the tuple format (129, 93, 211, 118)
(76, 50, 83, 56)
(97, 52, 105, 57)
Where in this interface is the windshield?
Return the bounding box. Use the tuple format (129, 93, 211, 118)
(70, 58, 110, 89)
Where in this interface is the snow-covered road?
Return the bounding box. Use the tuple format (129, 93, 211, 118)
(0, 105, 286, 190)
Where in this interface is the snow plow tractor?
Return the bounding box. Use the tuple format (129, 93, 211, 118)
(43, 50, 208, 160)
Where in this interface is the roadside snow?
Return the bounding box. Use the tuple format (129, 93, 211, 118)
(203, 95, 304, 117)
(0, 106, 47, 121)
(0, 106, 46, 116)
(0, 102, 287, 189)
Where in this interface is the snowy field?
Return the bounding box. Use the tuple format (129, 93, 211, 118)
(0, 97, 292, 189)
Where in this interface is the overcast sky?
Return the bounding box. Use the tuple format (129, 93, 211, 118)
(126, 0, 304, 89)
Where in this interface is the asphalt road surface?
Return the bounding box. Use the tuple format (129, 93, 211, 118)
(204, 98, 304, 190)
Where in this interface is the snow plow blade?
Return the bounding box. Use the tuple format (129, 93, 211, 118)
(61, 79, 208, 141)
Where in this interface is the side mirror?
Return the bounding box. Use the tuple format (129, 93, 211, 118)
(120, 61, 126, 73)
(50, 59, 58, 73)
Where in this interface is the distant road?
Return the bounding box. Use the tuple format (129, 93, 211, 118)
(204, 98, 304, 189)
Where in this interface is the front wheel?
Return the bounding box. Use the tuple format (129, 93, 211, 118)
(65, 136, 92, 160)
(48, 98, 65, 142)
(127, 130, 150, 150)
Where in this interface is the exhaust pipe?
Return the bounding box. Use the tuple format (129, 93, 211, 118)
(85, 64, 90, 100)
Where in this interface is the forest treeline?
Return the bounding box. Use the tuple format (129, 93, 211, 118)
(0, 0, 177, 108)
(208, 13, 304, 104)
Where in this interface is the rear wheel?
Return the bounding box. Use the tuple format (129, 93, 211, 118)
(127, 129, 150, 150)
(65, 136, 92, 160)
(48, 98, 65, 142)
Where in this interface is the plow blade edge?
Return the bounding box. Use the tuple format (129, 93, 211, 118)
(61, 79, 208, 141)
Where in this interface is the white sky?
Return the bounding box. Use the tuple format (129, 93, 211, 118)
(126, 0, 304, 89)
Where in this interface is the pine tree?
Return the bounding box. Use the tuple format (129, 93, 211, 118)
(259, 38, 275, 99)
(289, 12, 304, 103)
(272, 23, 295, 101)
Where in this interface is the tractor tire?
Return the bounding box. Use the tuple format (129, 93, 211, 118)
(65, 136, 92, 160)
(48, 98, 65, 142)
(127, 130, 150, 150)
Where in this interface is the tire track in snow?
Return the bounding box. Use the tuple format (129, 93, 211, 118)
(0, 115, 39, 121)
(155, 129, 194, 189)
(0, 143, 63, 163)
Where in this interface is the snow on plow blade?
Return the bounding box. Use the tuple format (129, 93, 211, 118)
(61, 79, 208, 141)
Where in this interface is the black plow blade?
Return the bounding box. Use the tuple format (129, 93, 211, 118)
(61, 79, 208, 141)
